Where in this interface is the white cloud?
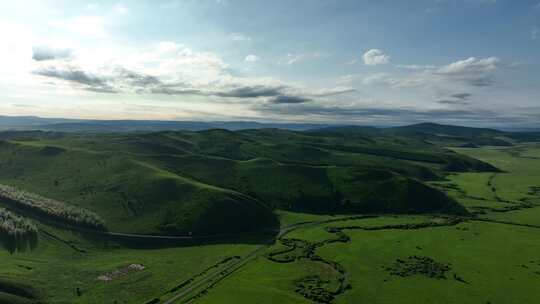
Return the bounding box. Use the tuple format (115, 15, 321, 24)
(29, 40, 356, 110)
(244, 54, 259, 63)
(121, 41, 229, 87)
(113, 3, 129, 15)
(362, 49, 390, 65)
(30, 41, 297, 97)
(396, 64, 436, 70)
(361, 56, 501, 91)
(435, 57, 499, 86)
(230, 33, 251, 41)
(337, 74, 356, 84)
(436, 57, 499, 75)
(362, 73, 424, 88)
(308, 87, 356, 97)
(362, 73, 390, 85)
(532, 27, 539, 40)
(0, 22, 35, 77)
(49, 16, 108, 39)
(278, 52, 323, 65)
(31, 41, 228, 92)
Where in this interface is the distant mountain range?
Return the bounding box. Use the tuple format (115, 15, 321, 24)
(0, 115, 332, 132)
(1, 115, 539, 134)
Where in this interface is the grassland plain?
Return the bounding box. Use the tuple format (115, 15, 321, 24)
(196, 217, 540, 304)
(191, 144, 540, 304)
(450, 145, 540, 225)
(0, 222, 263, 304)
(450, 148, 537, 201)
(325, 221, 540, 304)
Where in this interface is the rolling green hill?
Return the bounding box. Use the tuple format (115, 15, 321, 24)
(0, 139, 276, 235)
(0, 127, 497, 236)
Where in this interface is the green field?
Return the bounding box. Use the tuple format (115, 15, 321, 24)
(1, 125, 540, 303)
(0, 223, 262, 304)
(197, 219, 540, 304)
(190, 143, 540, 304)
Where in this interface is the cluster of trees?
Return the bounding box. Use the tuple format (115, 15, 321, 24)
(0, 184, 106, 230)
(0, 207, 38, 253)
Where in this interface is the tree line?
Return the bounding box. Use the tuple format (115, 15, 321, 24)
(0, 184, 106, 230)
(0, 207, 38, 253)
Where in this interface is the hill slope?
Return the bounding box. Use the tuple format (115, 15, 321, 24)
(0, 127, 499, 234)
(0, 140, 277, 235)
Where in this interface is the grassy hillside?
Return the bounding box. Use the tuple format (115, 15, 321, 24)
(0, 126, 499, 235)
(0, 139, 276, 235)
(0, 128, 492, 234)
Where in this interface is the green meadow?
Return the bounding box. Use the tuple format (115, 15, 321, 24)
(1, 125, 540, 303)
(0, 223, 261, 304)
(197, 219, 540, 304)
(194, 144, 540, 304)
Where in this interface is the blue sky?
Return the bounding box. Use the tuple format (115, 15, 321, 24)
(0, 0, 539, 127)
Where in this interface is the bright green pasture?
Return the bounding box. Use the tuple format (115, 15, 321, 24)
(452, 146, 540, 203)
(485, 206, 540, 226)
(446, 172, 496, 200)
(285, 216, 429, 242)
(275, 210, 339, 228)
(0, 225, 259, 304)
(198, 217, 540, 304)
(196, 258, 317, 304)
(324, 221, 540, 304)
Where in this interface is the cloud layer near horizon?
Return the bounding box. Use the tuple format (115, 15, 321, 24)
(30, 41, 357, 107)
(0, 0, 538, 127)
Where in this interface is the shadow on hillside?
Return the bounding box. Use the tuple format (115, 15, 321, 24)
(76, 229, 278, 249)
(0, 196, 280, 249)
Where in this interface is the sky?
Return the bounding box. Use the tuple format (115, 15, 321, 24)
(1, 0, 539, 127)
